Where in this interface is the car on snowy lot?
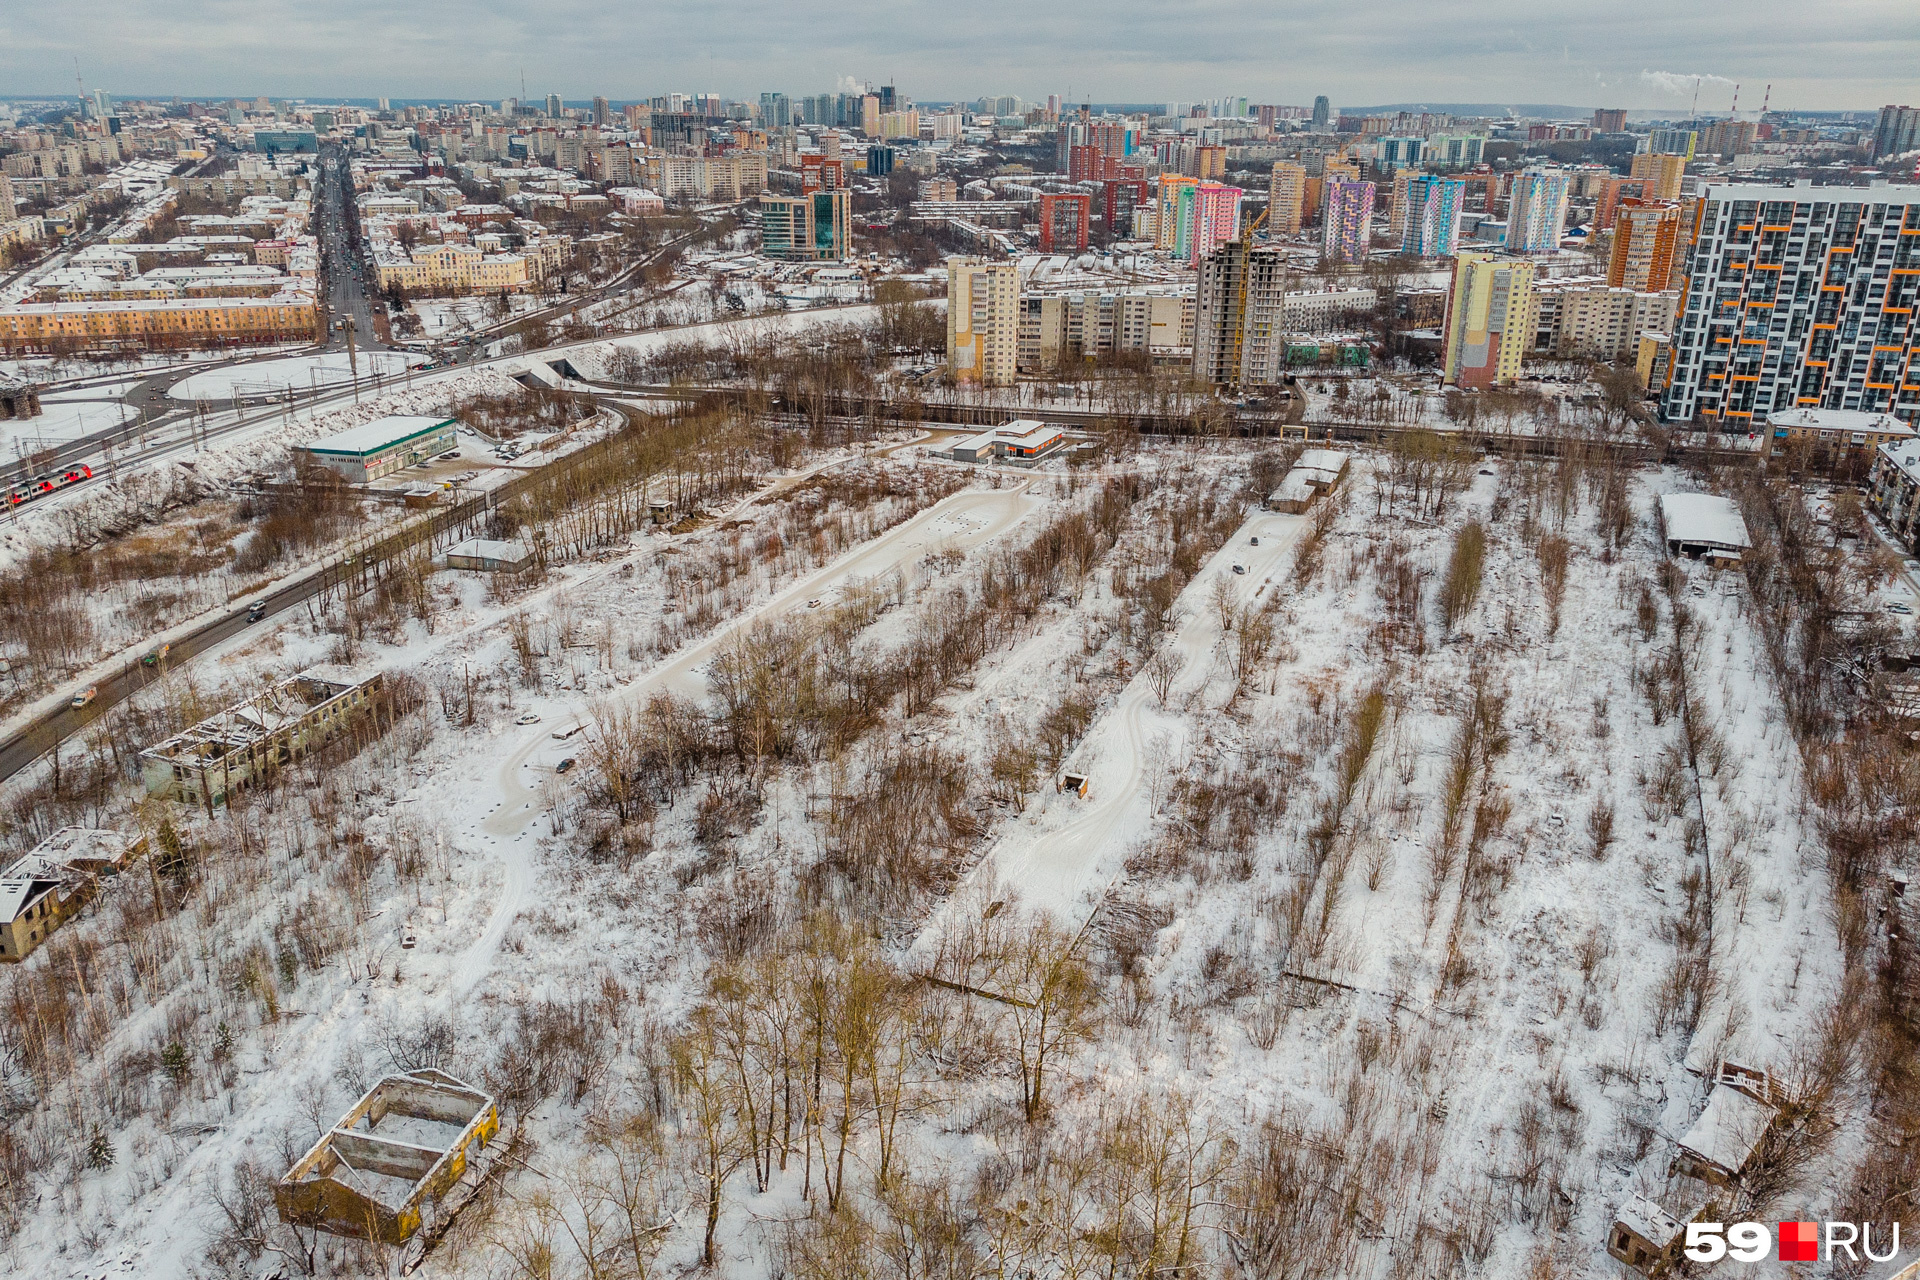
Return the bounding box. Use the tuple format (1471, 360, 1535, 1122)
(1250, 536, 1260, 546)
(515, 711, 542, 725)
(555, 757, 576, 774)
(807, 598, 823, 609)
(1232, 564, 1246, 575)
(1890, 602, 1914, 615)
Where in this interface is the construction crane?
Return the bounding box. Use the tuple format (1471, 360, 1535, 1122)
(1222, 207, 1270, 387)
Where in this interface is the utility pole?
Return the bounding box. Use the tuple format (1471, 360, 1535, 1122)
(343, 315, 358, 403)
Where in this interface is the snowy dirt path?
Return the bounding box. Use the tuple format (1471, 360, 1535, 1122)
(918, 510, 1307, 951)
(448, 481, 1043, 993)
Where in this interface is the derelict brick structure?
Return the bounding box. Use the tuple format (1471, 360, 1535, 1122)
(276, 1069, 499, 1245)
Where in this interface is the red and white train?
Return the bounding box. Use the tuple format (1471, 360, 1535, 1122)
(5, 464, 93, 508)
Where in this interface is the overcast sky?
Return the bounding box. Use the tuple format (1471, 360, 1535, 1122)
(2, 0, 1913, 111)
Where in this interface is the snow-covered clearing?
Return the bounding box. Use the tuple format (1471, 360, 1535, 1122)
(168, 350, 428, 401)
(0, 429, 1873, 1280)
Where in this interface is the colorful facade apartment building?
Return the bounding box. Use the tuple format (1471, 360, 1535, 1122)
(1659, 182, 1920, 427)
(1321, 178, 1375, 264)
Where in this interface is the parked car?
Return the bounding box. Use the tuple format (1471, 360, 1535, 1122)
(1890, 602, 1914, 615)
(516, 711, 542, 725)
(555, 757, 576, 774)
(1232, 564, 1247, 575)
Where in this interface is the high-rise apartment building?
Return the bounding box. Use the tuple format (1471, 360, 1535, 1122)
(1660, 182, 1920, 426)
(1442, 252, 1535, 388)
(1874, 106, 1920, 160)
(1592, 108, 1628, 134)
(1503, 167, 1571, 253)
(1154, 175, 1196, 252)
(592, 96, 610, 127)
(1529, 279, 1677, 361)
(1425, 135, 1486, 170)
(1629, 151, 1688, 202)
(1645, 129, 1697, 159)
(1194, 240, 1287, 386)
(1607, 197, 1685, 291)
(947, 258, 1019, 386)
(1321, 178, 1375, 264)
(1377, 137, 1425, 169)
(1268, 162, 1306, 235)
(1038, 193, 1091, 253)
(1386, 171, 1419, 242)
(1401, 175, 1465, 258)
(759, 190, 851, 261)
(1175, 183, 1244, 264)
(545, 94, 563, 119)
(1311, 96, 1331, 130)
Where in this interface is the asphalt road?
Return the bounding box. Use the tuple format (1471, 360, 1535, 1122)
(0, 397, 639, 784)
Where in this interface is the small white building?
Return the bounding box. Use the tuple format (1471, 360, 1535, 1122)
(1267, 447, 1351, 513)
(1657, 493, 1751, 565)
(446, 538, 532, 572)
(944, 419, 1067, 464)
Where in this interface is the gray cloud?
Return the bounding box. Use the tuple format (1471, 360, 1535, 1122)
(1, 0, 1913, 109)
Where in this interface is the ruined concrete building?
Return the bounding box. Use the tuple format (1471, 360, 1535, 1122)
(0, 828, 147, 962)
(277, 1069, 498, 1245)
(139, 668, 385, 809)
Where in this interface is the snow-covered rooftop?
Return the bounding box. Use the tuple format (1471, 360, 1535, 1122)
(1676, 1082, 1774, 1175)
(1659, 493, 1752, 551)
(303, 414, 455, 457)
(1770, 407, 1915, 437)
(1614, 1192, 1684, 1247)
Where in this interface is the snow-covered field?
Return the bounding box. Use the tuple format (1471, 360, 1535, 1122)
(0, 334, 1883, 1277)
(168, 350, 429, 401)
(0, 397, 136, 456)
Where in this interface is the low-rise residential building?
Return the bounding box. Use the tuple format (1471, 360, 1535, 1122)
(372, 242, 533, 295)
(0, 829, 147, 963)
(1867, 435, 1920, 549)
(1768, 406, 1915, 465)
(0, 287, 317, 353)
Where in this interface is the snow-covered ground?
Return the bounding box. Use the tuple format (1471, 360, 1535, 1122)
(0, 398, 136, 457)
(167, 350, 429, 401)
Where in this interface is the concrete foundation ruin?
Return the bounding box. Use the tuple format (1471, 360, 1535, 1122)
(276, 1069, 499, 1245)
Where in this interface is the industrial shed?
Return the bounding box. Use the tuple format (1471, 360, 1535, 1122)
(277, 1069, 499, 1245)
(1657, 493, 1751, 566)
